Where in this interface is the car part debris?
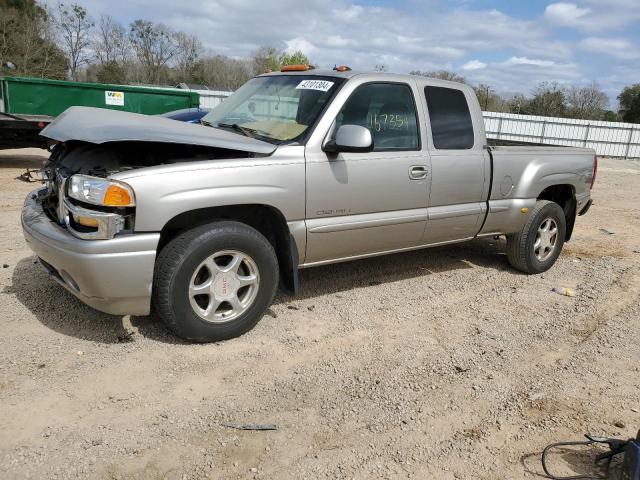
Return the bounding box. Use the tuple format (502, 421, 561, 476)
(542, 431, 640, 479)
(222, 423, 278, 431)
(16, 169, 44, 183)
(552, 287, 575, 297)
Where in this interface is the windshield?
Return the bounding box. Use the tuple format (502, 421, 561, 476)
(202, 75, 343, 144)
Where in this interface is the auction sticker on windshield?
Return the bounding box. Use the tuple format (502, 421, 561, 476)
(296, 80, 334, 92)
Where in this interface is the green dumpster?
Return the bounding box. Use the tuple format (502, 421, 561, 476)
(1, 76, 199, 117)
(0, 77, 200, 149)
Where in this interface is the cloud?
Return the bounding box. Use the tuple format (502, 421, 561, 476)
(64, 0, 568, 69)
(544, 0, 640, 30)
(326, 35, 350, 48)
(461, 60, 487, 71)
(39, 0, 637, 97)
(285, 37, 318, 55)
(461, 57, 580, 95)
(544, 3, 591, 27)
(580, 37, 640, 59)
(503, 57, 556, 67)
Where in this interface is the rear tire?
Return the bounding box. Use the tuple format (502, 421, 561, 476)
(153, 221, 279, 342)
(506, 200, 566, 274)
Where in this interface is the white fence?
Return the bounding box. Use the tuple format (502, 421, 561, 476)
(192, 89, 232, 109)
(195, 90, 640, 159)
(483, 112, 640, 159)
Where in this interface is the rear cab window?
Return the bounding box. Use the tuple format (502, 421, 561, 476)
(335, 83, 420, 151)
(424, 86, 474, 150)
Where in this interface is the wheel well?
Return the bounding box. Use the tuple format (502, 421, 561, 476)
(158, 205, 299, 294)
(537, 184, 577, 241)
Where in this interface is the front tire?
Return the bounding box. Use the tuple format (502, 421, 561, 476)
(506, 200, 566, 274)
(153, 221, 279, 342)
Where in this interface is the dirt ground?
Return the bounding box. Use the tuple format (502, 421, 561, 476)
(0, 148, 639, 480)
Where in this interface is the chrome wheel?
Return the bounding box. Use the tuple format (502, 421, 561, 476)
(534, 218, 558, 262)
(188, 250, 260, 323)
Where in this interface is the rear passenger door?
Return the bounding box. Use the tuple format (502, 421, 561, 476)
(420, 85, 490, 244)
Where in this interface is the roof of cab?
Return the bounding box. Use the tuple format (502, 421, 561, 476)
(257, 69, 471, 90)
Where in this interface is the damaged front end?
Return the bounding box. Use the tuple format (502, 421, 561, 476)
(41, 140, 262, 240)
(36, 106, 278, 240)
(40, 152, 136, 240)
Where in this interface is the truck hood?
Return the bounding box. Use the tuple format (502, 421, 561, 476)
(40, 106, 277, 155)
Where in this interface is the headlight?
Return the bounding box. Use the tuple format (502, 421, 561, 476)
(68, 175, 135, 207)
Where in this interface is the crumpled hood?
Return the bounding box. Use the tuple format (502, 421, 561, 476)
(40, 106, 277, 155)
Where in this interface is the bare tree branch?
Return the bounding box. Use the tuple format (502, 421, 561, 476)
(55, 3, 94, 81)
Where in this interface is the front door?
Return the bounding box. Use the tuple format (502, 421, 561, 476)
(304, 80, 431, 265)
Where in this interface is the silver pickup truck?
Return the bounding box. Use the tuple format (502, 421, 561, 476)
(21, 68, 597, 342)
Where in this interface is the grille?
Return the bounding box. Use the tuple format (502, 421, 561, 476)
(40, 165, 68, 225)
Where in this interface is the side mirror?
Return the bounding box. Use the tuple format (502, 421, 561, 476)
(323, 124, 373, 153)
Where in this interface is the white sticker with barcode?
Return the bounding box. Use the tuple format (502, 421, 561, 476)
(295, 79, 334, 92)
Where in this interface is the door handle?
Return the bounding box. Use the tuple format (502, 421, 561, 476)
(409, 165, 428, 180)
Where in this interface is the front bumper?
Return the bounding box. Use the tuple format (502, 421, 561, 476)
(21, 188, 160, 316)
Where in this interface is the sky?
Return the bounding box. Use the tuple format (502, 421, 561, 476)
(47, 0, 640, 104)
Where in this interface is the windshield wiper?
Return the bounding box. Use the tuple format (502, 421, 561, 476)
(215, 122, 257, 139)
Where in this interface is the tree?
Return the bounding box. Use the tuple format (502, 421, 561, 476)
(93, 14, 129, 65)
(193, 54, 251, 90)
(174, 32, 202, 83)
(410, 70, 466, 84)
(507, 94, 529, 115)
(523, 82, 566, 117)
(251, 46, 281, 74)
(566, 82, 608, 120)
(92, 61, 126, 84)
(0, 1, 67, 79)
(129, 19, 178, 84)
(249, 47, 310, 75)
(55, 3, 93, 81)
(91, 14, 129, 84)
(279, 50, 310, 67)
(474, 84, 509, 112)
(618, 84, 640, 123)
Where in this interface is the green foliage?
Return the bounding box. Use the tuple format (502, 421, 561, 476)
(251, 47, 311, 75)
(521, 82, 566, 117)
(0, 0, 38, 9)
(0, 1, 67, 78)
(94, 60, 126, 84)
(618, 84, 640, 123)
(279, 50, 310, 67)
(474, 84, 509, 112)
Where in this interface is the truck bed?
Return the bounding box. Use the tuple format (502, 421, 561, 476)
(489, 143, 595, 155)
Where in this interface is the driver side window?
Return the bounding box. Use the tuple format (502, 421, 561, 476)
(335, 83, 419, 151)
